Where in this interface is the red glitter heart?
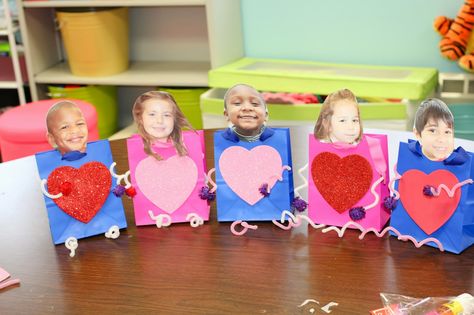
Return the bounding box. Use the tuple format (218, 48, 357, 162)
(311, 152, 373, 213)
(47, 162, 112, 223)
(399, 169, 460, 235)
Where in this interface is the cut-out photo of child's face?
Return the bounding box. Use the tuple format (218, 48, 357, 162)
(224, 85, 267, 136)
(328, 100, 360, 144)
(141, 98, 175, 143)
(47, 103, 88, 155)
(415, 118, 454, 161)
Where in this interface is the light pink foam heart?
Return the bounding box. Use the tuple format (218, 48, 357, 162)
(135, 155, 198, 214)
(219, 145, 283, 205)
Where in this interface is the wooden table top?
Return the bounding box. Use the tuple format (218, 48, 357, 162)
(0, 127, 473, 315)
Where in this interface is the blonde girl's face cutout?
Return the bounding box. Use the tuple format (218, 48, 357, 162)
(328, 100, 360, 144)
(415, 118, 454, 161)
(141, 99, 175, 143)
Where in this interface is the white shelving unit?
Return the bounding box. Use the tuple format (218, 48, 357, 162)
(1, 0, 26, 104)
(16, 0, 244, 101)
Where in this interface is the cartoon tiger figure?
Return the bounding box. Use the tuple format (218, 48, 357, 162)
(434, 0, 474, 72)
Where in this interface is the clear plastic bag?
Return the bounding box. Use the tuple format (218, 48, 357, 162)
(380, 293, 452, 314)
(378, 293, 474, 315)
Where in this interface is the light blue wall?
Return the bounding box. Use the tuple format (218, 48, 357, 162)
(241, 0, 463, 72)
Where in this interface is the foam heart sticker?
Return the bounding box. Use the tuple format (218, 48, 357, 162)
(311, 152, 373, 213)
(399, 169, 460, 235)
(219, 145, 283, 205)
(135, 155, 198, 213)
(47, 162, 111, 223)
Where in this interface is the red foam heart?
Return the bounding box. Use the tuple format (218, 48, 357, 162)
(311, 152, 373, 213)
(398, 169, 460, 235)
(47, 161, 111, 223)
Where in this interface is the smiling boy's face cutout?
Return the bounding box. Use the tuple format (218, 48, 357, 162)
(415, 118, 454, 161)
(224, 85, 267, 136)
(47, 104, 88, 155)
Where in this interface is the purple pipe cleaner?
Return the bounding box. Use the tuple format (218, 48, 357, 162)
(349, 207, 366, 221)
(383, 196, 397, 211)
(259, 183, 270, 197)
(199, 186, 216, 201)
(112, 185, 126, 197)
(423, 185, 434, 197)
(291, 197, 308, 212)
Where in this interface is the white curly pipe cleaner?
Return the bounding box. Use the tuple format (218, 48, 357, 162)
(109, 162, 131, 188)
(230, 220, 258, 236)
(388, 163, 402, 200)
(105, 225, 120, 239)
(322, 221, 365, 237)
(272, 210, 300, 230)
(364, 176, 385, 211)
(40, 179, 63, 199)
(272, 210, 326, 230)
(294, 163, 308, 197)
(206, 168, 217, 193)
(65, 237, 78, 257)
(263, 165, 291, 194)
(323, 221, 445, 251)
(430, 179, 473, 197)
(186, 213, 204, 228)
(148, 211, 172, 228)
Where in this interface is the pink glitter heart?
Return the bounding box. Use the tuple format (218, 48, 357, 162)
(219, 145, 283, 205)
(135, 155, 198, 214)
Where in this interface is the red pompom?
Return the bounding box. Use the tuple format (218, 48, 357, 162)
(125, 186, 137, 198)
(60, 181, 73, 196)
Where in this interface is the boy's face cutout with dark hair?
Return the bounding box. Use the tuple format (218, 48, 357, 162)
(415, 118, 454, 161)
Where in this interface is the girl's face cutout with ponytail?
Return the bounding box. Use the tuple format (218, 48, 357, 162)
(142, 99, 175, 143)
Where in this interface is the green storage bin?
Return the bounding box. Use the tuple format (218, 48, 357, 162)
(159, 87, 207, 129)
(208, 57, 438, 100)
(200, 88, 406, 121)
(48, 85, 118, 138)
(448, 103, 474, 141)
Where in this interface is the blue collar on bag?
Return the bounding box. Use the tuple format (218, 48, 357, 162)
(407, 140, 469, 165)
(61, 150, 87, 161)
(221, 127, 275, 143)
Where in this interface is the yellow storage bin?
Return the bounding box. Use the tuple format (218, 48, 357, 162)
(56, 7, 129, 77)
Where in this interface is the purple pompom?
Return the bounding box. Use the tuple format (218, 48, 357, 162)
(291, 197, 308, 212)
(259, 183, 270, 197)
(423, 185, 434, 197)
(112, 184, 126, 197)
(349, 207, 366, 221)
(383, 196, 397, 211)
(199, 186, 216, 201)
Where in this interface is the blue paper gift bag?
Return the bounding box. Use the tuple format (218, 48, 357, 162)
(214, 127, 294, 222)
(35, 140, 127, 245)
(390, 141, 474, 254)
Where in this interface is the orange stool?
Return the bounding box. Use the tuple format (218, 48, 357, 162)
(0, 99, 99, 162)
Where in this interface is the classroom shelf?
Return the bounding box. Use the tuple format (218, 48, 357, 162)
(34, 61, 210, 86)
(16, 0, 243, 100)
(1, 0, 26, 104)
(22, 0, 207, 8)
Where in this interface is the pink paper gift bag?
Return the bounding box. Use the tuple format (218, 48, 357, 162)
(127, 130, 209, 226)
(308, 134, 390, 231)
